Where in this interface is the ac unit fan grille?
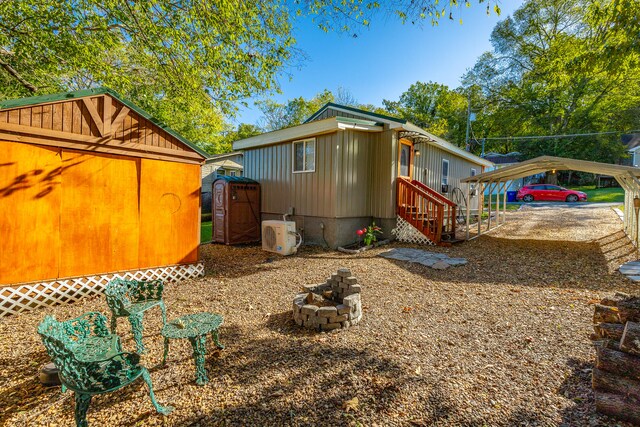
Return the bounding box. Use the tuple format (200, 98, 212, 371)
(264, 225, 277, 249)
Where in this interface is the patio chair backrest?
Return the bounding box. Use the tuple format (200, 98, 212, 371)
(105, 279, 164, 314)
(37, 313, 109, 391)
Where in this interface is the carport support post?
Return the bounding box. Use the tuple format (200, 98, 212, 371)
(503, 182, 508, 223)
(466, 180, 472, 240)
(496, 181, 501, 226)
(477, 182, 484, 236)
(487, 182, 493, 231)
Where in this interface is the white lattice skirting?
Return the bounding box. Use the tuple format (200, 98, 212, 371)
(391, 215, 435, 246)
(0, 263, 205, 318)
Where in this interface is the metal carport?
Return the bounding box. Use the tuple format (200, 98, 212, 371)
(461, 156, 640, 244)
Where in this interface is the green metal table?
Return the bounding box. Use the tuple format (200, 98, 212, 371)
(161, 312, 224, 386)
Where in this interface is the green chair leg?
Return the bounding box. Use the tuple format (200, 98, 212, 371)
(129, 312, 145, 354)
(161, 337, 170, 367)
(74, 392, 92, 427)
(159, 300, 167, 328)
(110, 314, 117, 334)
(141, 368, 174, 415)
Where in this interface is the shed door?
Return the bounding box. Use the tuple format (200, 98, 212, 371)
(213, 181, 226, 242)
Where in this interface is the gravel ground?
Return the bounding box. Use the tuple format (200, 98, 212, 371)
(1, 205, 639, 426)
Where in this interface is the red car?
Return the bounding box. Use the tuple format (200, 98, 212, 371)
(516, 185, 587, 202)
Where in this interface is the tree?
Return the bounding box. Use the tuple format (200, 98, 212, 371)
(256, 89, 335, 131)
(383, 82, 470, 145)
(295, 0, 502, 31)
(0, 0, 295, 153)
(216, 123, 262, 153)
(462, 0, 640, 162)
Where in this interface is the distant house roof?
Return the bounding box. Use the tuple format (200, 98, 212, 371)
(483, 152, 522, 165)
(622, 134, 640, 150)
(0, 87, 209, 159)
(210, 159, 243, 170)
(234, 103, 493, 167)
(206, 151, 243, 163)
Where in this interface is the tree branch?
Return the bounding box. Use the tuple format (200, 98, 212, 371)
(0, 57, 37, 92)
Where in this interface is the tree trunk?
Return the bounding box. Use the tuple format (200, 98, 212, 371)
(594, 304, 621, 324)
(594, 323, 625, 341)
(596, 346, 640, 380)
(593, 368, 640, 401)
(595, 391, 640, 424)
(621, 322, 640, 356)
(618, 297, 640, 323)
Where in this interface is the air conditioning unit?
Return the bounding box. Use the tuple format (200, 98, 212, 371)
(262, 220, 298, 255)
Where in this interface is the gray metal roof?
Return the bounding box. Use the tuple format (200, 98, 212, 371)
(462, 155, 640, 183)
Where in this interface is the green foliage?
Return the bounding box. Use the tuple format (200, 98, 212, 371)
(462, 0, 640, 162)
(567, 186, 624, 203)
(201, 221, 212, 243)
(383, 81, 469, 143)
(216, 123, 262, 154)
(0, 0, 295, 153)
(382, 0, 640, 164)
(256, 89, 335, 131)
(295, 0, 500, 31)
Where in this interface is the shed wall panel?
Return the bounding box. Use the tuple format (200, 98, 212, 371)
(58, 151, 140, 277)
(0, 141, 62, 284)
(138, 160, 200, 267)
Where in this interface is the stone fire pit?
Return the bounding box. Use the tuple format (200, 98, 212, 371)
(292, 268, 362, 331)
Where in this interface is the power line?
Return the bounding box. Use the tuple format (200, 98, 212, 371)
(481, 129, 640, 142)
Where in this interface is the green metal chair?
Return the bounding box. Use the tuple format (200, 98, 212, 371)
(38, 312, 173, 427)
(105, 278, 167, 353)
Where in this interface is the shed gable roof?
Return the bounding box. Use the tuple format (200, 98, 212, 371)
(0, 87, 208, 163)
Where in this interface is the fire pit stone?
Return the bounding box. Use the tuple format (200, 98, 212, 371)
(293, 268, 362, 331)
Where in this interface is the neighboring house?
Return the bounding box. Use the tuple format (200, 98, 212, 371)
(0, 87, 207, 317)
(201, 152, 243, 214)
(621, 133, 640, 167)
(232, 102, 492, 248)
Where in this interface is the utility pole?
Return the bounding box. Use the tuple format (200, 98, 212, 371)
(465, 94, 471, 151)
(481, 138, 486, 157)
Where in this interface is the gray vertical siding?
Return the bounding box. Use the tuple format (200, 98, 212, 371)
(243, 128, 485, 219)
(368, 129, 397, 219)
(413, 143, 482, 210)
(335, 130, 376, 217)
(243, 132, 338, 217)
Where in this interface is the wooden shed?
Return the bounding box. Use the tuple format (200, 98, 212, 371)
(0, 87, 208, 317)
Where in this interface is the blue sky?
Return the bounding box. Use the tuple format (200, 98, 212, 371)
(235, 0, 524, 125)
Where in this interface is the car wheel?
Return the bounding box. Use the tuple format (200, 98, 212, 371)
(523, 194, 534, 202)
(566, 194, 579, 202)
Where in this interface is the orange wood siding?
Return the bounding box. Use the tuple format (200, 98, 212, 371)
(0, 139, 200, 286)
(138, 159, 200, 268)
(58, 151, 140, 278)
(0, 141, 62, 284)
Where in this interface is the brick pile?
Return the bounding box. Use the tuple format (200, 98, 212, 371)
(292, 268, 362, 331)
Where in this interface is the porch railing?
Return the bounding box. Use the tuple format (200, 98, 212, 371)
(396, 177, 457, 244)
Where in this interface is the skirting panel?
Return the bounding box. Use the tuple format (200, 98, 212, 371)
(391, 215, 435, 245)
(0, 263, 205, 318)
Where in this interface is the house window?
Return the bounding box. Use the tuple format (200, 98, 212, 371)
(293, 138, 315, 173)
(217, 169, 226, 176)
(230, 170, 237, 177)
(471, 168, 477, 177)
(442, 159, 449, 185)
